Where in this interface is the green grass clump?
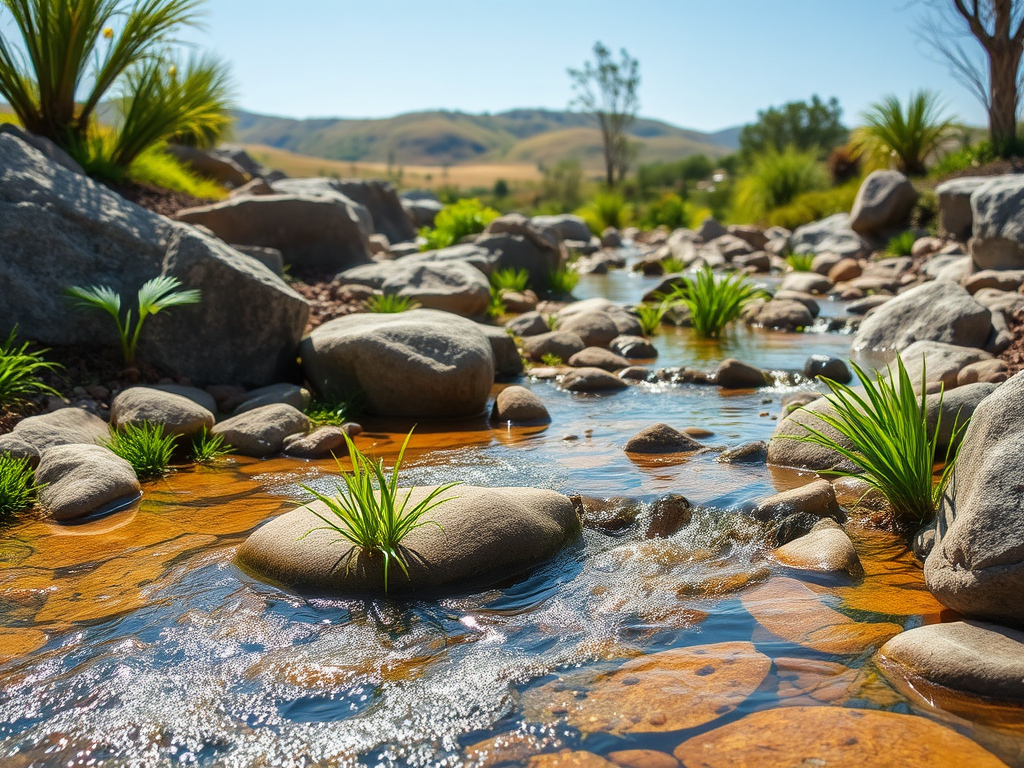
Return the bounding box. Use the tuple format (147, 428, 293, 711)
(540, 353, 563, 366)
(784, 355, 966, 529)
(660, 256, 686, 274)
(634, 302, 668, 336)
(0, 455, 38, 516)
(104, 422, 178, 480)
(0, 328, 61, 406)
(546, 267, 579, 297)
(886, 230, 917, 256)
(299, 429, 460, 593)
(639, 192, 688, 230)
(785, 252, 816, 272)
(576, 191, 632, 233)
(490, 268, 531, 294)
(420, 198, 500, 251)
(129, 145, 228, 199)
(487, 291, 507, 318)
(191, 429, 232, 463)
(305, 393, 362, 428)
(661, 267, 766, 339)
(929, 141, 998, 179)
(734, 145, 829, 223)
(851, 90, 957, 176)
(363, 293, 419, 313)
(764, 179, 861, 230)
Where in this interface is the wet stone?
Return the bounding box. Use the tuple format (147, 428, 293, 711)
(624, 424, 703, 454)
(282, 426, 349, 459)
(717, 440, 767, 464)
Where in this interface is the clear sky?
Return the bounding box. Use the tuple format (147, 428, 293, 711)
(179, 0, 984, 132)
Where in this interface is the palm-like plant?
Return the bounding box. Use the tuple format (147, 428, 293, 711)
(0, 0, 201, 146)
(661, 267, 766, 339)
(734, 145, 829, 223)
(65, 275, 201, 367)
(851, 91, 958, 176)
(634, 302, 668, 336)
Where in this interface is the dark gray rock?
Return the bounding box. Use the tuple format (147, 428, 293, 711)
(969, 175, 1024, 269)
(716, 359, 768, 389)
(804, 355, 851, 383)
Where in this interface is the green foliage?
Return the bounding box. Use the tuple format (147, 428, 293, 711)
(492, 178, 509, 198)
(639, 192, 688, 230)
(910, 189, 939, 232)
(661, 256, 685, 274)
(886, 230, 917, 256)
(487, 291, 506, 318)
(765, 179, 861, 230)
(634, 302, 668, 336)
(786, 252, 816, 272)
(734, 146, 829, 223)
(363, 293, 418, 313)
(851, 90, 958, 176)
(0, 327, 61, 406)
(540, 353, 563, 366)
(540, 158, 584, 212)
(419, 198, 500, 250)
(0, 455, 38, 516)
(127, 144, 227, 198)
(305, 393, 361, 428)
(661, 267, 766, 339)
(299, 429, 459, 593)
(490, 268, 530, 293)
(191, 428, 232, 463)
(104, 421, 177, 479)
(546, 266, 579, 297)
(739, 95, 848, 159)
(65, 276, 201, 367)
(576, 191, 632, 233)
(826, 145, 862, 185)
(784, 355, 966, 528)
(636, 154, 715, 193)
(928, 140, 999, 179)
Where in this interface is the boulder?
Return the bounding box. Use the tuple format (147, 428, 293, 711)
(900, 340, 991, 388)
(878, 621, 1024, 702)
(803, 355, 851, 383)
(35, 444, 140, 521)
(742, 300, 813, 331)
(0, 123, 83, 174)
(849, 170, 918, 236)
(957, 358, 1008, 386)
(402, 197, 443, 228)
(561, 367, 629, 393)
(558, 311, 620, 347)
(624, 424, 703, 454)
(211, 404, 310, 458)
(851, 281, 993, 355)
(282, 426, 349, 459)
(780, 272, 832, 295)
(213, 144, 268, 179)
(475, 323, 524, 378)
(530, 214, 592, 242)
(491, 386, 550, 424)
(963, 268, 1024, 294)
(925, 372, 1024, 626)
(828, 257, 862, 283)
(284, 178, 416, 244)
(233, 383, 311, 414)
(846, 295, 891, 315)
(110, 387, 214, 438)
(609, 335, 658, 359)
(568, 347, 631, 372)
(506, 312, 550, 338)
(716, 359, 768, 389)
(753, 479, 842, 521)
(0, 408, 109, 465)
(706, 233, 754, 260)
(728, 224, 769, 250)
(0, 133, 309, 386)
(936, 176, 988, 240)
(696, 217, 728, 241)
(773, 519, 863, 576)
(522, 331, 586, 363)
(300, 310, 495, 418)
(789, 214, 870, 259)
(600, 227, 622, 248)
(164, 143, 249, 187)
(340, 260, 490, 317)
(232, 245, 284, 275)
(237, 485, 581, 595)
(970, 175, 1024, 269)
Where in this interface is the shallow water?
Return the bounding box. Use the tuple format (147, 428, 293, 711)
(1, 269, 1022, 767)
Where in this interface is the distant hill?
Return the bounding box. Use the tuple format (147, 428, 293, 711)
(231, 108, 741, 169)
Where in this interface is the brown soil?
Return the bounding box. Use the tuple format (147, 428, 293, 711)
(287, 268, 368, 332)
(999, 306, 1024, 375)
(104, 179, 213, 217)
(936, 157, 1024, 183)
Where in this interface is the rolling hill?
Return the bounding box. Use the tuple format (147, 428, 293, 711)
(231, 108, 740, 170)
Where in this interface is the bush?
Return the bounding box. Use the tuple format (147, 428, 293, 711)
(0, 327, 61, 406)
(639, 192, 688, 230)
(661, 267, 766, 339)
(298, 428, 460, 593)
(733, 146, 829, 223)
(929, 140, 999, 179)
(784, 355, 966, 529)
(104, 422, 177, 479)
(419, 198, 500, 251)
(0, 455, 37, 516)
(363, 293, 418, 313)
(886, 230, 917, 256)
(765, 179, 861, 230)
(540, 353, 563, 366)
(576, 191, 632, 233)
(851, 90, 958, 176)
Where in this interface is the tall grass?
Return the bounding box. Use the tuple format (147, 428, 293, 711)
(128, 145, 227, 198)
(851, 90, 958, 176)
(0, 455, 38, 516)
(733, 146, 829, 223)
(784, 355, 965, 528)
(634, 302, 668, 336)
(639, 191, 688, 230)
(576, 191, 632, 233)
(299, 429, 460, 593)
(765, 179, 861, 230)
(191, 428, 232, 463)
(490, 268, 530, 293)
(661, 267, 766, 339)
(420, 198, 499, 251)
(0, 328, 61, 406)
(104, 422, 178, 479)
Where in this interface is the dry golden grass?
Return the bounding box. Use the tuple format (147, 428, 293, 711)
(244, 144, 543, 189)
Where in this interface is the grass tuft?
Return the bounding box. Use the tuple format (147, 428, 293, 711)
(885, 230, 917, 256)
(298, 428, 460, 593)
(304, 393, 362, 428)
(490, 268, 531, 293)
(363, 293, 419, 313)
(660, 267, 766, 339)
(546, 267, 579, 297)
(104, 422, 178, 479)
(191, 429, 233, 463)
(0, 327, 61, 406)
(634, 302, 668, 336)
(0, 455, 38, 516)
(540, 353, 564, 366)
(785, 252, 816, 272)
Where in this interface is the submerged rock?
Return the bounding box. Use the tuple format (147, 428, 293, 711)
(717, 441, 767, 464)
(772, 519, 863, 577)
(624, 424, 703, 454)
(35, 444, 140, 521)
(238, 485, 581, 595)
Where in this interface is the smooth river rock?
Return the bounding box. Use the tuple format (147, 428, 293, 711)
(624, 424, 703, 454)
(491, 386, 550, 424)
(110, 387, 215, 438)
(211, 404, 310, 458)
(0, 408, 109, 465)
(35, 444, 140, 521)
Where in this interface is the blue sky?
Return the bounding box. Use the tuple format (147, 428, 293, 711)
(187, 0, 984, 132)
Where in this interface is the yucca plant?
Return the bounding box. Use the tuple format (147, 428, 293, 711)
(489, 267, 531, 294)
(299, 429, 460, 593)
(784, 355, 966, 529)
(0, 327, 61, 405)
(66, 275, 201, 368)
(634, 302, 668, 336)
(886, 230, 917, 256)
(546, 267, 579, 297)
(191, 428, 231, 463)
(363, 293, 418, 313)
(851, 91, 958, 176)
(104, 421, 178, 479)
(661, 267, 766, 339)
(0, 454, 38, 516)
(785, 252, 816, 272)
(733, 145, 829, 222)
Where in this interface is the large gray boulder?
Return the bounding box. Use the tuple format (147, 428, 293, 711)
(176, 194, 371, 270)
(0, 133, 309, 386)
(969, 174, 1024, 270)
(849, 170, 918, 236)
(164, 143, 249, 187)
(530, 214, 592, 242)
(338, 259, 489, 317)
(0, 123, 83, 174)
(401, 243, 497, 274)
(936, 176, 988, 240)
(900, 340, 991, 388)
(321, 179, 416, 243)
(789, 214, 870, 259)
(402, 197, 443, 228)
(237, 485, 581, 596)
(300, 309, 495, 418)
(925, 372, 1024, 626)
(851, 281, 993, 355)
(211, 403, 310, 458)
(35, 444, 140, 521)
(479, 214, 563, 287)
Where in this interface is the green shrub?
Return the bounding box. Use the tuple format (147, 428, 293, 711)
(487, 291, 506, 318)
(128, 145, 227, 199)
(576, 191, 632, 233)
(634, 302, 668, 336)
(827, 145, 862, 185)
(363, 293, 418, 313)
(419, 198, 499, 250)
(886, 230, 917, 256)
(766, 179, 861, 230)
(0, 328, 61, 406)
(191, 429, 232, 463)
(661, 267, 766, 339)
(66, 276, 201, 368)
(299, 429, 460, 593)
(490, 268, 530, 293)
(639, 192, 688, 230)
(784, 355, 966, 528)
(0, 455, 38, 516)
(851, 90, 958, 176)
(104, 422, 177, 479)
(733, 146, 829, 223)
(929, 140, 999, 179)
(540, 353, 563, 366)
(305, 393, 362, 428)
(786, 252, 815, 271)
(910, 189, 939, 232)
(546, 267, 579, 297)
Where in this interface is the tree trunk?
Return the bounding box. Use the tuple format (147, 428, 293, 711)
(988, 38, 1023, 156)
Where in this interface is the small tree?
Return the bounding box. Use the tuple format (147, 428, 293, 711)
(739, 95, 847, 160)
(568, 42, 640, 187)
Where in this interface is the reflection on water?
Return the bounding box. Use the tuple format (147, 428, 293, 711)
(0, 269, 1020, 766)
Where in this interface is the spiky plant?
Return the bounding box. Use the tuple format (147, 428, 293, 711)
(886, 230, 917, 256)
(419, 198, 499, 251)
(490, 267, 531, 294)
(634, 302, 668, 336)
(191, 428, 232, 463)
(785, 252, 816, 272)
(851, 91, 958, 176)
(546, 267, 579, 297)
(0, 327, 61, 405)
(363, 293, 418, 313)
(104, 421, 178, 479)
(661, 267, 766, 339)
(304, 392, 363, 428)
(0, 455, 38, 516)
